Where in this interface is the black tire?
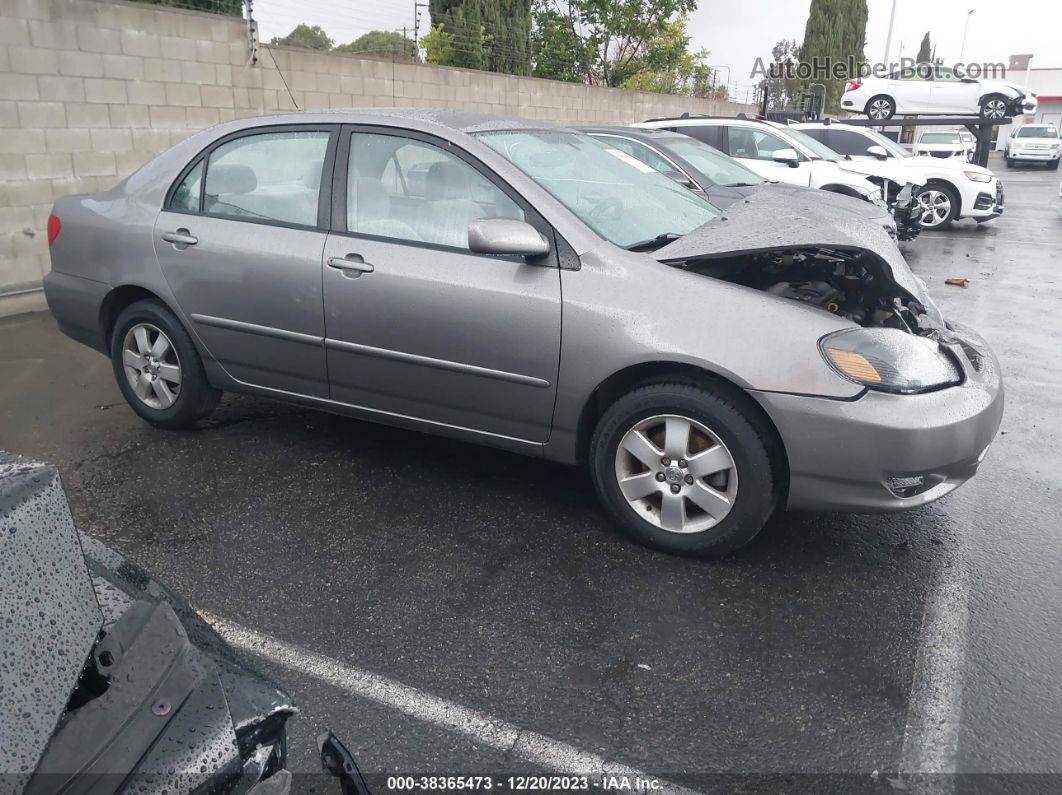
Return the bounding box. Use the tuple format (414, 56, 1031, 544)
(865, 95, 895, 121)
(1049, 159, 1060, 171)
(588, 382, 781, 557)
(1005, 156, 1014, 168)
(979, 93, 1009, 119)
(915, 182, 960, 229)
(110, 299, 220, 429)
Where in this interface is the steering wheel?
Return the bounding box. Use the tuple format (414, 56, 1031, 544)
(586, 195, 625, 227)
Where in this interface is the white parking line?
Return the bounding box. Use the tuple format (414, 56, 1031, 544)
(202, 613, 703, 795)
(898, 547, 970, 791)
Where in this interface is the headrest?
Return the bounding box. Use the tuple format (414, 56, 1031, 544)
(207, 163, 257, 195)
(424, 160, 469, 201)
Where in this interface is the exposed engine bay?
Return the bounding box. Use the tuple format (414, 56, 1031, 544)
(679, 247, 940, 333)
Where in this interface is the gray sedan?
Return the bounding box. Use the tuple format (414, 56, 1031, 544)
(44, 110, 1003, 556)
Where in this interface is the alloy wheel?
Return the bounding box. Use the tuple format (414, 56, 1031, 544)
(868, 99, 893, 120)
(122, 323, 182, 410)
(916, 189, 952, 228)
(614, 414, 738, 534)
(982, 99, 1007, 119)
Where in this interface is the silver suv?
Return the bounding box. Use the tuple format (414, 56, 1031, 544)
(44, 110, 1003, 556)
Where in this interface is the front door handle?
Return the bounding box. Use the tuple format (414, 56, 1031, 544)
(161, 229, 198, 247)
(327, 254, 374, 275)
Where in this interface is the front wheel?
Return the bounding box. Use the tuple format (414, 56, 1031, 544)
(589, 382, 780, 557)
(979, 94, 1009, 119)
(865, 95, 895, 121)
(110, 299, 220, 429)
(915, 183, 959, 229)
(1049, 159, 1060, 171)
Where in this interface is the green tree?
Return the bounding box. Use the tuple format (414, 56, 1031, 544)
(429, 0, 530, 74)
(530, 0, 588, 82)
(335, 30, 413, 58)
(530, 0, 698, 88)
(765, 39, 802, 110)
(618, 17, 713, 97)
(421, 9, 492, 70)
(799, 0, 868, 113)
(916, 31, 931, 64)
(270, 24, 333, 51)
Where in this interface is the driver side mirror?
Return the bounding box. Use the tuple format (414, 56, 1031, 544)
(771, 148, 801, 167)
(468, 218, 551, 258)
(866, 145, 889, 160)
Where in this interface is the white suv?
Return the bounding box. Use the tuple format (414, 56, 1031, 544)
(634, 115, 924, 209)
(1004, 124, 1061, 170)
(793, 122, 1004, 229)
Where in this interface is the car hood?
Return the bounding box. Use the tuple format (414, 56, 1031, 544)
(901, 155, 989, 177)
(0, 453, 295, 792)
(652, 188, 932, 307)
(834, 156, 927, 187)
(757, 181, 891, 223)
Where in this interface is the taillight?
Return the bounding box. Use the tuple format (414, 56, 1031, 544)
(846, 79, 862, 92)
(47, 214, 60, 247)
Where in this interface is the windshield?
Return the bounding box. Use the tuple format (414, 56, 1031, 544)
(657, 136, 766, 186)
(860, 127, 913, 158)
(779, 126, 842, 160)
(1017, 126, 1058, 138)
(920, 132, 962, 144)
(476, 130, 719, 248)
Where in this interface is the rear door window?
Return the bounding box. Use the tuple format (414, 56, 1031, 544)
(202, 131, 330, 227)
(682, 125, 723, 150)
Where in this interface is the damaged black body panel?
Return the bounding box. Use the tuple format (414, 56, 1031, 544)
(0, 453, 296, 795)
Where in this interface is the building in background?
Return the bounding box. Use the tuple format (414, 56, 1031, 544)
(993, 57, 1062, 149)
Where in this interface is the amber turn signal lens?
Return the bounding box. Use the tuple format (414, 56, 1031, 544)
(825, 348, 882, 383)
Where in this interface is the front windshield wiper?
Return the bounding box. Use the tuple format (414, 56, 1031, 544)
(723, 182, 761, 188)
(626, 232, 684, 252)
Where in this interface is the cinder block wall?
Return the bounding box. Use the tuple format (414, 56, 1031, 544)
(0, 0, 755, 316)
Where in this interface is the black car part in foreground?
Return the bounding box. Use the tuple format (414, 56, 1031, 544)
(0, 451, 369, 795)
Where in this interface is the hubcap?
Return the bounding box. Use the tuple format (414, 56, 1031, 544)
(614, 414, 738, 534)
(916, 189, 952, 228)
(984, 99, 1006, 119)
(122, 323, 182, 410)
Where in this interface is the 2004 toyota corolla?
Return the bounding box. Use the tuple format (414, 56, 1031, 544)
(43, 110, 1003, 556)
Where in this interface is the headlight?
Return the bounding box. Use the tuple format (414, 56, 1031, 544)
(819, 328, 962, 394)
(963, 171, 992, 183)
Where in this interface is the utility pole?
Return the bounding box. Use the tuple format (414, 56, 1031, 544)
(412, 1, 428, 62)
(883, 0, 898, 66)
(959, 9, 975, 62)
(243, 0, 258, 65)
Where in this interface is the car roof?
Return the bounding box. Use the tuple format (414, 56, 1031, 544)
(580, 126, 691, 141)
(213, 107, 569, 135)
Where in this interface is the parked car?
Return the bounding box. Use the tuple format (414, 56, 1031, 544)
(44, 110, 1003, 556)
(912, 129, 973, 160)
(580, 125, 920, 241)
(633, 115, 925, 214)
(1, 452, 369, 795)
(843, 64, 1038, 120)
(793, 122, 1005, 229)
(1004, 123, 1061, 169)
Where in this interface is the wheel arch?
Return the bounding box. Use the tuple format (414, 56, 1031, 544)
(864, 94, 895, 116)
(923, 177, 963, 216)
(99, 284, 173, 349)
(575, 361, 791, 502)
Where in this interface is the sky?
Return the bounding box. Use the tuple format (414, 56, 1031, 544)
(252, 0, 1062, 102)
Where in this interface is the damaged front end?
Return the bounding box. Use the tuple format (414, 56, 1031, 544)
(0, 453, 295, 795)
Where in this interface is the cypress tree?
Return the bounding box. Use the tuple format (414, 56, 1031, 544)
(800, 0, 868, 113)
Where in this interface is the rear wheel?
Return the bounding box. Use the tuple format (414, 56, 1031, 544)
(589, 382, 780, 557)
(915, 183, 959, 229)
(110, 299, 220, 429)
(865, 95, 895, 121)
(979, 94, 1009, 119)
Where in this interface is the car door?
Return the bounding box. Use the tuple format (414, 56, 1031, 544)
(724, 126, 812, 186)
(320, 127, 562, 443)
(887, 68, 934, 113)
(155, 125, 336, 398)
(930, 69, 981, 113)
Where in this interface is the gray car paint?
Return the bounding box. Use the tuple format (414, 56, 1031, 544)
(44, 108, 1002, 512)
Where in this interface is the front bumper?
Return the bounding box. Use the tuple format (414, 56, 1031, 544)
(966, 179, 1004, 221)
(751, 328, 1004, 512)
(1008, 149, 1060, 162)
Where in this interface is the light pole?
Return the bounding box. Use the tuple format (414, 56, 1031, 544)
(412, 1, 428, 62)
(883, 0, 899, 66)
(959, 9, 975, 62)
(710, 64, 731, 99)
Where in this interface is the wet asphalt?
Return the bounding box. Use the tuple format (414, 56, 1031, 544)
(0, 154, 1059, 791)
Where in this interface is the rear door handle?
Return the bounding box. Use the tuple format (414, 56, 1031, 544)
(161, 229, 198, 246)
(327, 254, 374, 275)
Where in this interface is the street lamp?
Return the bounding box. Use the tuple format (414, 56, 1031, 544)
(959, 9, 975, 62)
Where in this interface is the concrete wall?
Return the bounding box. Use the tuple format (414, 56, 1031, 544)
(0, 0, 755, 316)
